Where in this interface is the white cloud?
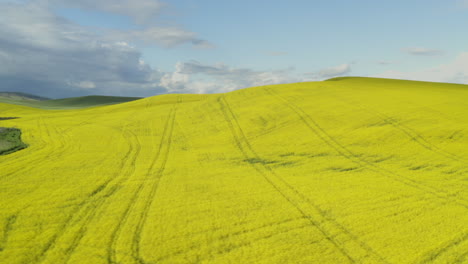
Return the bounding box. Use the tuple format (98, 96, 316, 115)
(106, 27, 214, 49)
(159, 61, 297, 93)
(373, 52, 468, 84)
(0, 1, 290, 96)
(0, 1, 336, 97)
(0, 2, 165, 97)
(402, 47, 443, 56)
(0, 0, 214, 98)
(48, 0, 214, 49)
(304, 64, 351, 80)
(159, 62, 190, 92)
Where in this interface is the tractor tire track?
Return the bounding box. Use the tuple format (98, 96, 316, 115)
(264, 87, 468, 209)
(414, 231, 468, 264)
(131, 102, 178, 264)
(107, 106, 176, 264)
(0, 214, 17, 252)
(218, 96, 390, 264)
(59, 123, 144, 263)
(198, 222, 313, 263)
(42, 107, 148, 264)
(332, 93, 467, 164)
(30, 123, 140, 264)
(153, 217, 307, 263)
(60, 198, 108, 264)
(0, 118, 53, 178)
(374, 114, 465, 162)
(454, 251, 468, 263)
(103, 126, 145, 264)
(1, 117, 72, 181)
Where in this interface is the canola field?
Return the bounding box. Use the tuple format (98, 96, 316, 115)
(0, 77, 467, 264)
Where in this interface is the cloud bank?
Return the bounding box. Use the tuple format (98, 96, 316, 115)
(4, 1, 465, 98)
(0, 2, 165, 97)
(0, 1, 213, 97)
(0, 1, 305, 97)
(160, 61, 297, 93)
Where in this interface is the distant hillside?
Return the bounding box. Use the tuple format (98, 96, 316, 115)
(0, 92, 50, 106)
(40, 95, 143, 109)
(0, 92, 50, 101)
(0, 94, 142, 109)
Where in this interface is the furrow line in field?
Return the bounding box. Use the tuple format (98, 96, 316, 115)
(132, 101, 179, 264)
(30, 123, 140, 264)
(59, 123, 146, 263)
(157, 189, 280, 212)
(40, 110, 146, 263)
(218, 96, 358, 263)
(56, 209, 304, 263)
(0, 214, 17, 252)
(154, 217, 306, 262)
(1, 117, 71, 180)
(332, 93, 467, 164)
(199, 222, 312, 263)
(0, 118, 49, 176)
(379, 115, 464, 162)
(414, 231, 468, 264)
(107, 106, 176, 264)
(62, 119, 90, 133)
(218, 96, 390, 264)
(60, 198, 108, 264)
(264, 87, 468, 209)
(454, 250, 468, 263)
(105, 127, 146, 264)
(246, 119, 302, 141)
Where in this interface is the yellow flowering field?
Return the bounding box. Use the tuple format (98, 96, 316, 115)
(1, 77, 467, 263)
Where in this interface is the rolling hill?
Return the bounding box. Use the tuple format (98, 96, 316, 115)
(0, 92, 50, 101)
(38, 95, 143, 109)
(0, 77, 467, 263)
(0, 92, 50, 107)
(0, 93, 142, 109)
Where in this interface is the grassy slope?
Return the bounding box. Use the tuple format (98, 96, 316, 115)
(0, 95, 142, 109)
(41, 95, 143, 109)
(0, 128, 27, 155)
(0, 97, 41, 108)
(0, 92, 49, 101)
(0, 92, 48, 108)
(0, 77, 467, 263)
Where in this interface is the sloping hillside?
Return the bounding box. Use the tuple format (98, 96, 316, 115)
(40, 95, 143, 109)
(0, 92, 49, 101)
(0, 94, 142, 109)
(0, 92, 49, 107)
(0, 77, 467, 264)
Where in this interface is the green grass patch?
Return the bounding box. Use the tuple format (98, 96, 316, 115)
(0, 127, 28, 155)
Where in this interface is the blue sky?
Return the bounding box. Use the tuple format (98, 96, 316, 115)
(0, 0, 467, 98)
